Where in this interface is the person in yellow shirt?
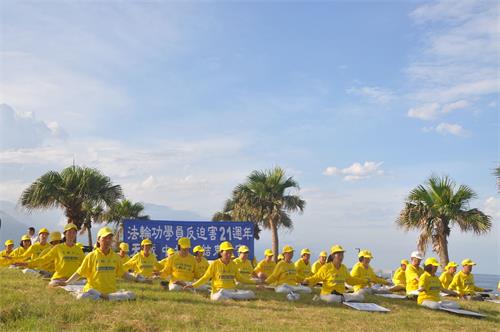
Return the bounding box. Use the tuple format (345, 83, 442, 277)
(254, 249, 276, 280)
(161, 237, 199, 291)
(158, 247, 176, 270)
(448, 259, 490, 300)
(350, 250, 390, 294)
(15, 228, 51, 263)
(193, 245, 209, 279)
(265, 245, 311, 293)
(295, 248, 312, 280)
(123, 238, 162, 282)
(233, 245, 255, 279)
(35, 231, 62, 277)
(439, 261, 458, 290)
(391, 259, 409, 292)
(18, 223, 84, 287)
(303, 245, 365, 303)
(417, 257, 459, 309)
(406, 251, 424, 296)
(311, 251, 327, 274)
(10, 235, 32, 259)
(0, 239, 15, 267)
(62, 227, 135, 301)
(185, 241, 258, 301)
(118, 242, 130, 265)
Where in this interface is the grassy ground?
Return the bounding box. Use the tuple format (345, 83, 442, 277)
(0, 268, 499, 332)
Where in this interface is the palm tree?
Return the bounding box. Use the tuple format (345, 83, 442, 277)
(396, 175, 491, 267)
(102, 199, 149, 245)
(19, 166, 123, 231)
(212, 198, 263, 239)
(215, 167, 305, 260)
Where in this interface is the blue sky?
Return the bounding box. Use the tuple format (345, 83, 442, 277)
(0, 1, 498, 273)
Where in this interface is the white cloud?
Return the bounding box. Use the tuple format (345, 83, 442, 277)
(483, 196, 500, 219)
(407, 103, 440, 120)
(406, 1, 499, 127)
(408, 100, 470, 121)
(323, 161, 384, 181)
(435, 122, 466, 136)
(346, 86, 395, 104)
(441, 100, 469, 113)
(0, 104, 67, 149)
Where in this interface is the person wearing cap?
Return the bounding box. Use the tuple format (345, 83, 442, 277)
(158, 248, 176, 270)
(233, 245, 255, 280)
(118, 243, 130, 265)
(160, 237, 199, 291)
(265, 245, 312, 293)
(185, 241, 258, 301)
(193, 245, 209, 279)
(18, 223, 84, 287)
(405, 251, 424, 296)
(123, 238, 162, 282)
(14, 228, 51, 263)
(391, 259, 409, 292)
(303, 245, 365, 303)
(34, 232, 62, 277)
(253, 249, 276, 280)
(63, 227, 135, 301)
(439, 261, 458, 290)
(295, 248, 312, 280)
(11, 235, 32, 259)
(0, 239, 15, 267)
(311, 251, 328, 275)
(350, 250, 390, 294)
(417, 257, 459, 309)
(448, 259, 489, 300)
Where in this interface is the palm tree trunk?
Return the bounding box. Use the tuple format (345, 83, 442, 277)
(270, 219, 279, 262)
(438, 236, 449, 268)
(87, 225, 93, 247)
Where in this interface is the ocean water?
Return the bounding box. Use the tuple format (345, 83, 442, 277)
(475, 274, 500, 292)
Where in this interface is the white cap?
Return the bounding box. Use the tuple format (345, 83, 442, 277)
(410, 251, 423, 259)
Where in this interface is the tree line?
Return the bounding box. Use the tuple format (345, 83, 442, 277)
(19, 165, 498, 267)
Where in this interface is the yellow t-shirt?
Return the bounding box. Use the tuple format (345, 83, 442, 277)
(35, 245, 56, 272)
(233, 257, 254, 279)
(161, 253, 197, 282)
(405, 264, 424, 294)
(30, 243, 84, 280)
(194, 257, 209, 279)
(15, 242, 50, 262)
(192, 258, 255, 294)
(265, 261, 302, 286)
(0, 249, 14, 267)
(417, 271, 442, 304)
(305, 263, 364, 295)
(311, 260, 325, 274)
(120, 254, 130, 266)
(76, 248, 125, 294)
(254, 259, 276, 276)
(295, 258, 312, 280)
(448, 271, 483, 296)
(392, 267, 406, 287)
(350, 262, 388, 291)
(123, 251, 161, 277)
(10, 246, 29, 260)
(439, 271, 454, 289)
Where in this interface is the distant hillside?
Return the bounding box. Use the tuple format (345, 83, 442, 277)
(0, 211, 29, 244)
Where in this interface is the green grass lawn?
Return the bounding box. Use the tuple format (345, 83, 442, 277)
(0, 268, 498, 332)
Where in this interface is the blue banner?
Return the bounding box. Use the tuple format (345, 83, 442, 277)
(122, 219, 255, 260)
